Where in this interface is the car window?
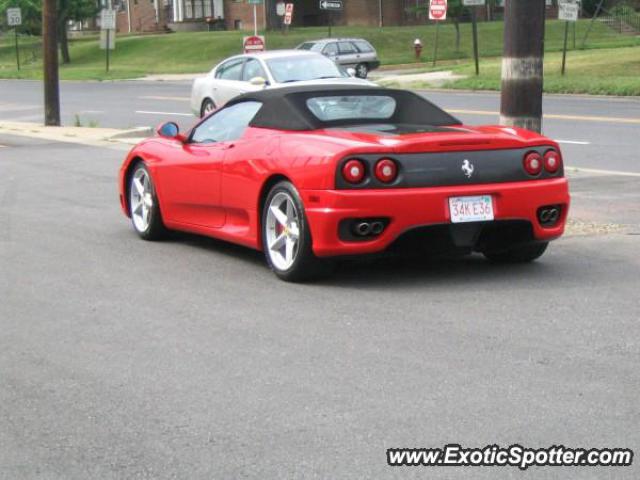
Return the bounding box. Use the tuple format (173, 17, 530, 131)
(242, 59, 267, 81)
(266, 55, 346, 83)
(322, 43, 338, 56)
(306, 96, 397, 122)
(215, 58, 244, 80)
(338, 42, 357, 54)
(353, 41, 373, 53)
(191, 101, 262, 144)
(298, 42, 315, 50)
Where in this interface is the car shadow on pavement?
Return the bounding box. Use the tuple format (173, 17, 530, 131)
(153, 230, 573, 289)
(325, 254, 555, 288)
(164, 230, 265, 267)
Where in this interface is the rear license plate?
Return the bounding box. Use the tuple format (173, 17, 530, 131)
(449, 195, 494, 224)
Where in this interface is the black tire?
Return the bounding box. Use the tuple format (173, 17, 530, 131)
(483, 242, 549, 264)
(128, 162, 166, 241)
(200, 98, 216, 118)
(261, 181, 333, 282)
(355, 63, 369, 79)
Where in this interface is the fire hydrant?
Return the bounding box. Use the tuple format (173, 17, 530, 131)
(414, 38, 423, 61)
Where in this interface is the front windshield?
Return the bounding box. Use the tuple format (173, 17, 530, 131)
(266, 56, 347, 83)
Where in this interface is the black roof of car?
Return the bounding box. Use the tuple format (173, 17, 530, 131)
(226, 85, 461, 131)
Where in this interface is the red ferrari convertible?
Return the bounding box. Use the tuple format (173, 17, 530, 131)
(118, 85, 569, 281)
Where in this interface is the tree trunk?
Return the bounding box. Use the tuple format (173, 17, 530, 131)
(157, 0, 166, 27)
(454, 21, 460, 52)
(59, 19, 70, 64)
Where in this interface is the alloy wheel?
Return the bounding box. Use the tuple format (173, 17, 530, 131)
(265, 191, 301, 271)
(130, 168, 154, 233)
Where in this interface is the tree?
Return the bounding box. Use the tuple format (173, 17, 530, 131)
(57, 0, 99, 64)
(447, 0, 465, 52)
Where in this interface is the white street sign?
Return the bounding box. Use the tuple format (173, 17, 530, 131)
(463, 0, 485, 6)
(101, 9, 116, 30)
(276, 1, 285, 16)
(319, 0, 343, 10)
(7, 7, 22, 27)
(558, 1, 579, 21)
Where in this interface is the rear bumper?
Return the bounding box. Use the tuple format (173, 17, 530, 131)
(301, 178, 570, 257)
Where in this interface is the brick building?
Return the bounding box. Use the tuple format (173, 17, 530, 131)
(106, 0, 565, 34)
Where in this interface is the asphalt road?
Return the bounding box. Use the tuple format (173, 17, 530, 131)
(0, 127, 639, 478)
(1, 78, 640, 174)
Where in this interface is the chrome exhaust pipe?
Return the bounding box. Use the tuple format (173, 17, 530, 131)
(540, 210, 551, 223)
(355, 222, 372, 236)
(548, 208, 559, 223)
(370, 221, 385, 235)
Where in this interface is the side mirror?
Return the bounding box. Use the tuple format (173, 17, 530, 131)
(157, 121, 180, 139)
(346, 67, 356, 78)
(249, 76, 267, 86)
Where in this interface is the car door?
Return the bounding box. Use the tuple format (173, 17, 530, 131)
(240, 58, 271, 92)
(322, 42, 339, 63)
(212, 57, 247, 106)
(155, 101, 263, 229)
(337, 41, 360, 68)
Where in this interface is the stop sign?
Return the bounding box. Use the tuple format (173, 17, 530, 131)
(429, 0, 447, 20)
(243, 35, 265, 53)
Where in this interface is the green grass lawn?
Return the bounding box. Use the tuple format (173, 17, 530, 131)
(0, 19, 638, 82)
(414, 45, 640, 96)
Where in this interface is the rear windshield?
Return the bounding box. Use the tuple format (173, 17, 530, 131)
(298, 42, 315, 50)
(354, 41, 374, 53)
(306, 95, 397, 122)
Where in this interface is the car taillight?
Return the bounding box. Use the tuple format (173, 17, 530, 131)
(374, 158, 398, 183)
(543, 149, 562, 174)
(523, 152, 543, 176)
(342, 159, 366, 184)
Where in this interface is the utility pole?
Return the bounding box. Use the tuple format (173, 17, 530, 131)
(500, 0, 545, 133)
(43, 0, 61, 126)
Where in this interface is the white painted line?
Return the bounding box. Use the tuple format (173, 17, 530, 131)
(566, 166, 640, 178)
(555, 140, 591, 145)
(140, 95, 190, 102)
(135, 110, 192, 117)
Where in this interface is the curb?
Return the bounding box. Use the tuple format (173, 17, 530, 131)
(108, 127, 154, 139)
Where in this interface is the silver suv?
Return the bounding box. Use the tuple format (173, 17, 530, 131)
(296, 38, 380, 79)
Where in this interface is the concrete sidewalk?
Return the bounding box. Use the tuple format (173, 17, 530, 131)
(0, 121, 152, 147)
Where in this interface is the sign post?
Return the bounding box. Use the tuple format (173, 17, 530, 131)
(100, 9, 116, 73)
(429, 0, 447, 67)
(7, 7, 22, 71)
(320, 0, 343, 38)
(247, 0, 263, 37)
(558, 0, 579, 75)
(463, 0, 484, 75)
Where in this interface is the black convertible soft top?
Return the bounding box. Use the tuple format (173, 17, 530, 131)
(225, 85, 461, 131)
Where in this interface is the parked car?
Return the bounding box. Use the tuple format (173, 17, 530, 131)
(119, 85, 570, 282)
(297, 38, 380, 79)
(190, 50, 373, 117)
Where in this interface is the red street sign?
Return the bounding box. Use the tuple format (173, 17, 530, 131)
(429, 0, 447, 20)
(284, 3, 294, 25)
(243, 35, 265, 53)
